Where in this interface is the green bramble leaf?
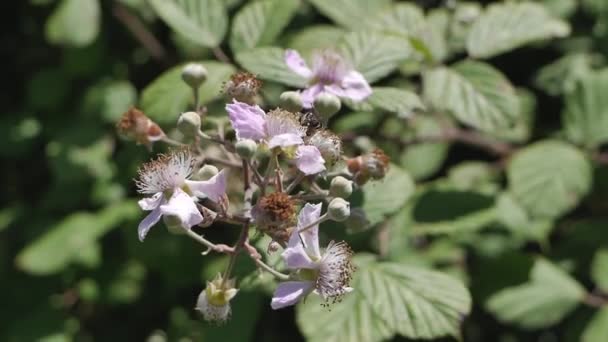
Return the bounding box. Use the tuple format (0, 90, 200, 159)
(467, 2, 570, 59)
(400, 116, 449, 180)
(366, 87, 425, 116)
(563, 69, 608, 148)
(507, 140, 592, 219)
(140, 61, 235, 124)
(297, 255, 472, 341)
(423, 61, 520, 132)
(235, 47, 307, 87)
(16, 202, 139, 275)
(486, 258, 585, 329)
(308, 0, 392, 30)
(338, 31, 411, 83)
(229, 0, 299, 52)
(582, 307, 608, 342)
(148, 0, 227, 47)
(591, 248, 608, 292)
(287, 25, 347, 56)
(535, 53, 593, 96)
(45, 0, 100, 47)
(361, 164, 415, 226)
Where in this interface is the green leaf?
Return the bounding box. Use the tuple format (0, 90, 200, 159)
(591, 248, 608, 291)
(361, 165, 415, 226)
(495, 192, 554, 244)
(229, 0, 299, 52)
(366, 87, 425, 116)
(308, 0, 392, 30)
(486, 258, 585, 329)
(297, 256, 472, 341)
(235, 47, 307, 87)
(423, 61, 520, 132)
(45, 0, 100, 47)
(338, 31, 410, 83)
(148, 0, 227, 47)
(582, 307, 608, 342)
(536, 53, 593, 96)
(467, 2, 570, 59)
(400, 116, 449, 180)
(16, 202, 139, 275)
(563, 69, 608, 148)
(507, 140, 592, 219)
(140, 61, 235, 124)
(287, 25, 347, 56)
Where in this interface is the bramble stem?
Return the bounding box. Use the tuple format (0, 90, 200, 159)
(161, 136, 185, 147)
(298, 213, 329, 233)
(285, 172, 305, 194)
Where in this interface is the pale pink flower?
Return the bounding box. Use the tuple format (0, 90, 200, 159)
(284, 49, 372, 107)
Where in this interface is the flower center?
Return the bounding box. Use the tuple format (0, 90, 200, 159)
(299, 268, 320, 281)
(312, 51, 349, 85)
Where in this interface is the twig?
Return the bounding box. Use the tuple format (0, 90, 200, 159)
(161, 136, 185, 147)
(113, 2, 168, 63)
(184, 229, 233, 253)
(583, 292, 608, 308)
(285, 172, 306, 194)
(212, 46, 232, 64)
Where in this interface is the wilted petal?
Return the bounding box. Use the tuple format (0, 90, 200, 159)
(159, 188, 203, 229)
(325, 70, 372, 102)
(283, 243, 317, 269)
(138, 206, 163, 241)
(138, 192, 163, 210)
(267, 133, 304, 149)
(284, 49, 313, 79)
(294, 202, 322, 259)
(271, 281, 314, 310)
(295, 145, 326, 175)
(185, 169, 227, 202)
(226, 100, 267, 141)
(300, 84, 325, 108)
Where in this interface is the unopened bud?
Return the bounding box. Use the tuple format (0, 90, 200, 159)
(279, 91, 303, 113)
(328, 198, 350, 222)
(196, 164, 219, 180)
(196, 274, 238, 324)
(314, 92, 341, 122)
(329, 176, 353, 199)
(163, 215, 186, 235)
(235, 139, 258, 159)
(177, 111, 201, 137)
(181, 63, 208, 89)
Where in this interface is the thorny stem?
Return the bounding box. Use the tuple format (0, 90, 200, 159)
(184, 229, 233, 254)
(262, 150, 279, 194)
(285, 172, 306, 194)
(253, 258, 290, 280)
(291, 192, 329, 202)
(113, 2, 167, 64)
(248, 160, 264, 187)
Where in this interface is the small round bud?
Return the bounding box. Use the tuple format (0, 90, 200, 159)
(181, 63, 208, 89)
(163, 215, 186, 235)
(235, 139, 258, 159)
(176, 111, 201, 137)
(329, 176, 353, 199)
(327, 198, 351, 222)
(314, 92, 341, 122)
(196, 164, 219, 180)
(279, 91, 303, 113)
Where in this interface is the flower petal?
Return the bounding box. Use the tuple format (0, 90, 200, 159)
(159, 188, 203, 229)
(293, 202, 322, 259)
(225, 100, 267, 141)
(284, 49, 313, 79)
(185, 169, 227, 202)
(138, 192, 163, 211)
(325, 70, 372, 102)
(283, 243, 317, 269)
(295, 145, 326, 175)
(271, 281, 314, 310)
(267, 133, 304, 149)
(138, 205, 163, 241)
(300, 84, 325, 108)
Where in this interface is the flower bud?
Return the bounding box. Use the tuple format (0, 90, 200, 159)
(177, 111, 201, 137)
(196, 164, 219, 180)
(307, 129, 342, 167)
(181, 63, 208, 89)
(347, 149, 390, 185)
(329, 176, 353, 199)
(196, 274, 238, 324)
(327, 198, 351, 222)
(235, 139, 258, 159)
(279, 91, 303, 113)
(314, 92, 341, 123)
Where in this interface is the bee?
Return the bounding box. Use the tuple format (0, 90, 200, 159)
(299, 109, 323, 136)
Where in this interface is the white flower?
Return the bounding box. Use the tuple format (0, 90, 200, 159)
(271, 203, 355, 309)
(135, 150, 227, 241)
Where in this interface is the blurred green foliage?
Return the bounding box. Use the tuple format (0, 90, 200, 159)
(6, 0, 608, 341)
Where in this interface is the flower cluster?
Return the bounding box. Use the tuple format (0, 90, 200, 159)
(122, 55, 387, 324)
